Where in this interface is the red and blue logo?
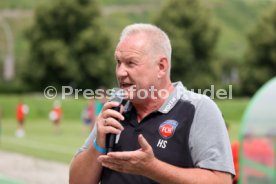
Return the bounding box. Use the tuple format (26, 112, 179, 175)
(158, 120, 178, 139)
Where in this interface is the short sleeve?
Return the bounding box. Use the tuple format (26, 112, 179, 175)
(189, 96, 235, 175)
(75, 124, 97, 156)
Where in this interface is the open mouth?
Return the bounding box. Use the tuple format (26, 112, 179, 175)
(120, 83, 134, 88)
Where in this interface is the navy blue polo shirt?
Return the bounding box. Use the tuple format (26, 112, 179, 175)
(77, 82, 235, 183)
(101, 93, 195, 183)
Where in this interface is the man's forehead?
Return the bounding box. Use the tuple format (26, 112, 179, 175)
(115, 38, 147, 57)
(114, 48, 144, 59)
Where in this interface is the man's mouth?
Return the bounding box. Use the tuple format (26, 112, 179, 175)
(120, 83, 134, 88)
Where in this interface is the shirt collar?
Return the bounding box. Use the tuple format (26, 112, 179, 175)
(158, 81, 186, 113)
(123, 81, 186, 114)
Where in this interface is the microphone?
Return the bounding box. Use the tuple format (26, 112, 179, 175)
(106, 89, 127, 154)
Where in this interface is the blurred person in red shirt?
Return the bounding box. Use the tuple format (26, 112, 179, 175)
(16, 101, 29, 138)
(49, 100, 62, 134)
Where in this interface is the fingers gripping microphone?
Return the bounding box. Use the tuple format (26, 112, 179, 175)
(106, 89, 127, 154)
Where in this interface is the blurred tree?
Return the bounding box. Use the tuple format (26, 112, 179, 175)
(23, 0, 113, 91)
(155, 0, 219, 90)
(241, 5, 276, 96)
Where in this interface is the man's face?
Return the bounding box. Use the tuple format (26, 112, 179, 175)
(115, 33, 159, 101)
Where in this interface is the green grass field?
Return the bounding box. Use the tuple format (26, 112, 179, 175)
(0, 95, 249, 164)
(0, 95, 90, 163)
(0, 119, 87, 164)
(217, 98, 249, 141)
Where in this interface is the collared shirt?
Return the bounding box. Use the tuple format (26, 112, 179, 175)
(77, 82, 235, 183)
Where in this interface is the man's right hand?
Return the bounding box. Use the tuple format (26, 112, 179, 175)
(95, 101, 125, 149)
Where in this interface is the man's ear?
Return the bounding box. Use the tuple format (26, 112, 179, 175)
(157, 57, 169, 78)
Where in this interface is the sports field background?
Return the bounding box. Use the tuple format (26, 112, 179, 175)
(0, 95, 248, 164)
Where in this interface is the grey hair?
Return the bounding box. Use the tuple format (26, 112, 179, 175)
(119, 23, 172, 72)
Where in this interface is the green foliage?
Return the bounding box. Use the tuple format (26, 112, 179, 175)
(102, 0, 159, 5)
(211, 0, 270, 62)
(1, 0, 274, 95)
(23, 0, 113, 91)
(155, 0, 219, 90)
(0, 0, 159, 9)
(0, 0, 46, 9)
(241, 4, 276, 95)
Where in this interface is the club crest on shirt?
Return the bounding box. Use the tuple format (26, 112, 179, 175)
(158, 120, 178, 139)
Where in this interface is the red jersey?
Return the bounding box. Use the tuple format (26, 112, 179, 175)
(53, 107, 62, 121)
(16, 103, 25, 122)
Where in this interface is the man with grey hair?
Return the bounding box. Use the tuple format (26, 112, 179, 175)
(70, 23, 234, 184)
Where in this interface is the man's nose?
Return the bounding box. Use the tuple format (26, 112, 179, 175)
(116, 64, 128, 77)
